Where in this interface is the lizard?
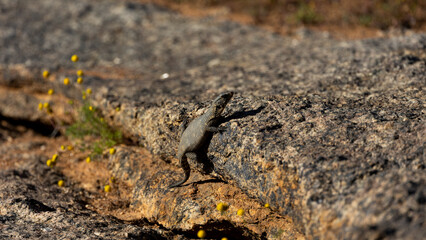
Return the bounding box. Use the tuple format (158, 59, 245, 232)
(168, 91, 234, 188)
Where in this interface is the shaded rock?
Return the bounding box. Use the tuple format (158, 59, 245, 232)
(0, 151, 173, 239)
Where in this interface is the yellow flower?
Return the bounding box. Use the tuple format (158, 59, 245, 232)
(58, 180, 64, 187)
(100, 118, 104, 122)
(82, 94, 86, 100)
(77, 70, 84, 76)
(104, 184, 111, 192)
(71, 54, 79, 62)
(237, 208, 244, 216)
(109, 148, 116, 155)
(63, 77, 70, 85)
(197, 230, 206, 239)
(86, 88, 92, 94)
(67, 145, 74, 151)
(264, 203, 270, 208)
(60, 145, 65, 150)
(115, 107, 120, 112)
(38, 103, 43, 110)
(86, 157, 91, 163)
(221, 238, 228, 240)
(43, 102, 50, 109)
(89, 106, 93, 111)
(51, 154, 58, 163)
(109, 176, 116, 184)
(48, 89, 54, 95)
(46, 159, 53, 167)
(77, 77, 83, 84)
(42, 70, 50, 78)
(216, 202, 228, 212)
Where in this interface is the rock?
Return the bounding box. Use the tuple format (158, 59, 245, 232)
(0, 0, 425, 238)
(108, 146, 301, 239)
(0, 150, 173, 239)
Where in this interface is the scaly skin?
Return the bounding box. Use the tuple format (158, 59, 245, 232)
(168, 92, 234, 188)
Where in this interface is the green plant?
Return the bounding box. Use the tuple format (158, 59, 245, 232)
(294, 1, 321, 24)
(66, 102, 122, 157)
(359, 15, 373, 26)
(271, 228, 285, 239)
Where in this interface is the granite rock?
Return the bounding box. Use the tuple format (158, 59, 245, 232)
(0, 0, 425, 238)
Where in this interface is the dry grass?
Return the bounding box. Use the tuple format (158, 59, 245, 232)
(167, 0, 425, 28)
(145, 0, 426, 38)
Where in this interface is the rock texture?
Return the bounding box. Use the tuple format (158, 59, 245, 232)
(0, 0, 425, 239)
(0, 133, 174, 239)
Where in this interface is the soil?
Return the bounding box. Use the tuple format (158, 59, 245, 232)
(0, 122, 138, 222)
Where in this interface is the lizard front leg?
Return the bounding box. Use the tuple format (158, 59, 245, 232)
(206, 126, 227, 133)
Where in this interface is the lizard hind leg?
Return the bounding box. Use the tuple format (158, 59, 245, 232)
(168, 154, 191, 188)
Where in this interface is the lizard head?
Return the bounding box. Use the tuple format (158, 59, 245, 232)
(211, 91, 234, 118)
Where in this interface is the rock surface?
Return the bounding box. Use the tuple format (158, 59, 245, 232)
(0, 132, 175, 240)
(0, 0, 425, 239)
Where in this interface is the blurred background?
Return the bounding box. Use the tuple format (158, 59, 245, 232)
(144, 0, 426, 38)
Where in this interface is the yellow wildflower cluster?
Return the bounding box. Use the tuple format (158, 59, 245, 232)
(40, 54, 121, 194)
(46, 159, 53, 167)
(216, 201, 246, 218)
(46, 153, 59, 167)
(42, 55, 85, 88)
(216, 202, 228, 212)
(40, 54, 87, 114)
(103, 176, 116, 193)
(39, 102, 53, 114)
(76, 70, 84, 84)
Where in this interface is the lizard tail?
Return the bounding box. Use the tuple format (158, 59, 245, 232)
(168, 155, 190, 188)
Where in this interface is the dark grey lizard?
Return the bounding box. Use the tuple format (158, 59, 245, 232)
(168, 92, 234, 188)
